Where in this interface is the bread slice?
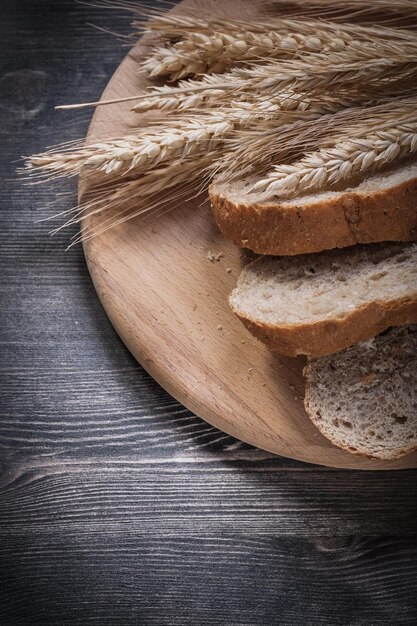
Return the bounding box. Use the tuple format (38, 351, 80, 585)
(229, 242, 417, 357)
(304, 325, 417, 460)
(210, 160, 417, 256)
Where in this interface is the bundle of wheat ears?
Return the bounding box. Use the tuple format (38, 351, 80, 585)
(24, 0, 417, 242)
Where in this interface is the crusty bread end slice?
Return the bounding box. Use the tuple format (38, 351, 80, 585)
(229, 242, 417, 357)
(304, 325, 417, 460)
(210, 160, 417, 256)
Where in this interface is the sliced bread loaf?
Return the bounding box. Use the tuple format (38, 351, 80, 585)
(210, 160, 417, 256)
(229, 242, 417, 357)
(304, 325, 417, 460)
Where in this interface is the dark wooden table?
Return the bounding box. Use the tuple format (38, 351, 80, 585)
(1, 1, 416, 624)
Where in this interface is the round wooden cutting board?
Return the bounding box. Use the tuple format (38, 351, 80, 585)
(81, 0, 416, 469)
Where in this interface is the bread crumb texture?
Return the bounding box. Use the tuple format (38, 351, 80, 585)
(305, 325, 417, 460)
(230, 242, 417, 325)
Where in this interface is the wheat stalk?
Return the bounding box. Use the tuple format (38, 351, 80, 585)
(25, 2, 417, 241)
(132, 74, 232, 112)
(29, 57, 417, 181)
(142, 23, 417, 81)
(27, 116, 234, 179)
(142, 28, 355, 80)
(234, 52, 417, 87)
(138, 9, 417, 80)
(133, 10, 417, 42)
(251, 126, 417, 197)
(131, 78, 319, 113)
(133, 50, 417, 114)
(212, 114, 344, 181)
(29, 93, 351, 182)
(251, 113, 417, 197)
(27, 98, 316, 180)
(217, 96, 417, 180)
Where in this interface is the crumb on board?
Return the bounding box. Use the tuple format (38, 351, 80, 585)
(193, 304, 197, 312)
(207, 250, 224, 262)
(226, 267, 232, 273)
(217, 324, 223, 331)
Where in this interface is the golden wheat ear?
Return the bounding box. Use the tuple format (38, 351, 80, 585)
(23, 1, 417, 240)
(249, 98, 417, 198)
(140, 18, 417, 81)
(216, 96, 417, 187)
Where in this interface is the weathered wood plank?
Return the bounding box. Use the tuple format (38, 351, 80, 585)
(1, 533, 416, 625)
(0, 463, 416, 534)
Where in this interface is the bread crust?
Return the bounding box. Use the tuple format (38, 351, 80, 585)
(210, 175, 417, 255)
(231, 297, 417, 357)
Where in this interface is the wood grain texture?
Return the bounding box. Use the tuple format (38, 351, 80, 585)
(82, 0, 417, 469)
(1, 1, 417, 625)
(1, 532, 417, 625)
